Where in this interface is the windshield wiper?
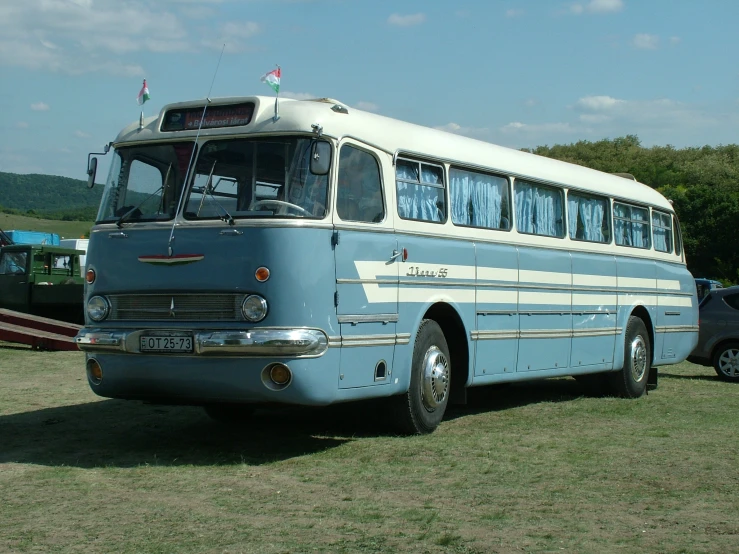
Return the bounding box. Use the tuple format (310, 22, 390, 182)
(116, 163, 172, 228)
(195, 161, 235, 225)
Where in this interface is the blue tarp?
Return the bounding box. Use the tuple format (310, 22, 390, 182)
(5, 230, 60, 246)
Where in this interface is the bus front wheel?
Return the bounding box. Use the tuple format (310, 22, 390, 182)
(610, 316, 651, 398)
(391, 319, 451, 435)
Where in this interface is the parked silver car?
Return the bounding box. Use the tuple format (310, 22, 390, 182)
(688, 286, 739, 381)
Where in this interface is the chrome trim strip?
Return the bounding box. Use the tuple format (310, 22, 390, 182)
(655, 325, 699, 333)
(471, 327, 620, 341)
(337, 313, 399, 324)
(75, 327, 329, 357)
(663, 311, 682, 316)
(327, 333, 411, 347)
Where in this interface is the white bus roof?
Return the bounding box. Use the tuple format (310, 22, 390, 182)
(116, 95, 673, 211)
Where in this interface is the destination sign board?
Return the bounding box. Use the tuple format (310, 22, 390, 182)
(161, 103, 255, 132)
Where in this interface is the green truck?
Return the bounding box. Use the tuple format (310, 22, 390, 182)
(0, 243, 85, 324)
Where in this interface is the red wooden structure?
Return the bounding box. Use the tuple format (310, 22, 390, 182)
(0, 308, 80, 351)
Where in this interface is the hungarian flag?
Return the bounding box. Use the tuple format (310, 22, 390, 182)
(260, 67, 281, 94)
(137, 79, 151, 105)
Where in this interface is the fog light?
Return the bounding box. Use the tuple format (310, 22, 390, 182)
(241, 294, 268, 322)
(87, 358, 103, 385)
(269, 363, 292, 386)
(87, 295, 110, 321)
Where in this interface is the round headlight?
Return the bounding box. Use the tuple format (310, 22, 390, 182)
(242, 295, 268, 322)
(87, 295, 110, 322)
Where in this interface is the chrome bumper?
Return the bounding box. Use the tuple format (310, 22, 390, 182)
(75, 328, 329, 357)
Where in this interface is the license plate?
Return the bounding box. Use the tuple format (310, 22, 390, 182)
(140, 335, 193, 353)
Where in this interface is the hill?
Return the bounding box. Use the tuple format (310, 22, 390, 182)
(0, 212, 92, 240)
(0, 172, 103, 215)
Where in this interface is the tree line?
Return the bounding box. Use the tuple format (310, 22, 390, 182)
(523, 135, 739, 285)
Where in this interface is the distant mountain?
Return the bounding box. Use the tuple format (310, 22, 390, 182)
(0, 172, 103, 214)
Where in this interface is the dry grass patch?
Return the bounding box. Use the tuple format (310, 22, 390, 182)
(1, 345, 737, 553)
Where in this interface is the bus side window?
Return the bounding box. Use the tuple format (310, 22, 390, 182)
(337, 146, 384, 223)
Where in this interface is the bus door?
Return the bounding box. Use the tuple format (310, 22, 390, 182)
(333, 143, 399, 389)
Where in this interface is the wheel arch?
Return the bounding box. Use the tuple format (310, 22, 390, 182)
(423, 301, 470, 404)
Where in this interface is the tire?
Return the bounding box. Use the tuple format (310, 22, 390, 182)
(203, 404, 254, 424)
(609, 316, 651, 398)
(712, 341, 739, 382)
(390, 319, 451, 435)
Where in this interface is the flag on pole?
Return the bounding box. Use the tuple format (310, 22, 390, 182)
(137, 79, 151, 105)
(260, 67, 281, 94)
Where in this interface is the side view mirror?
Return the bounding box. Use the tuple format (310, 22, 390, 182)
(87, 157, 98, 189)
(310, 141, 331, 176)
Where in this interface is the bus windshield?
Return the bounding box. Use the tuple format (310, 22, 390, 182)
(97, 142, 196, 224)
(184, 136, 329, 221)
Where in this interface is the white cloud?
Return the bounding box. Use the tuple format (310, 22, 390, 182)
(355, 101, 379, 112)
(506, 9, 525, 17)
(0, 1, 256, 75)
(280, 91, 316, 101)
(435, 122, 490, 139)
(75, 130, 91, 138)
(670, 36, 681, 46)
(30, 102, 49, 111)
(570, 0, 623, 14)
(633, 34, 659, 50)
(16, 122, 29, 129)
(501, 121, 576, 134)
(579, 114, 612, 124)
(575, 95, 624, 111)
(524, 98, 539, 107)
(387, 13, 426, 27)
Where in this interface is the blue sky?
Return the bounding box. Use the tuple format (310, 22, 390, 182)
(1, 0, 738, 180)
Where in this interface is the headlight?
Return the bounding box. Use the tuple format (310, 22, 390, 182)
(242, 295, 268, 322)
(87, 295, 110, 322)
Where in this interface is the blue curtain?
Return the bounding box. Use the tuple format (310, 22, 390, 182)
(615, 204, 650, 248)
(568, 195, 607, 242)
(515, 181, 563, 237)
(652, 212, 671, 252)
(450, 169, 504, 229)
(397, 162, 443, 222)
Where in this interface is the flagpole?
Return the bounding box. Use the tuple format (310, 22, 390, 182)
(273, 65, 280, 122)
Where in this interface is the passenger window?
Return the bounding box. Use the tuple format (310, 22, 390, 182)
(724, 294, 739, 311)
(514, 180, 564, 238)
(337, 145, 384, 223)
(450, 168, 510, 230)
(614, 202, 650, 249)
(396, 158, 446, 223)
(567, 191, 610, 243)
(652, 210, 673, 253)
(674, 215, 683, 256)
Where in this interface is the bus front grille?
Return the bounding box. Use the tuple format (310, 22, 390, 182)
(108, 294, 246, 321)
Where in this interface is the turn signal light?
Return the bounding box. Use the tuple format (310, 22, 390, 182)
(255, 266, 270, 282)
(85, 269, 96, 284)
(87, 358, 103, 385)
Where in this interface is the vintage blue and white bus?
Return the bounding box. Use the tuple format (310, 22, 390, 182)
(77, 95, 699, 434)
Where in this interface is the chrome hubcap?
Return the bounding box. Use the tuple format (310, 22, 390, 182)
(421, 346, 449, 410)
(630, 335, 647, 382)
(718, 348, 739, 377)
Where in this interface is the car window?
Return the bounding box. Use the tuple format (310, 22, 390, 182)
(724, 293, 739, 311)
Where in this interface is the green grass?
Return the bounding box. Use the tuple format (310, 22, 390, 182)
(0, 213, 92, 240)
(1, 346, 737, 553)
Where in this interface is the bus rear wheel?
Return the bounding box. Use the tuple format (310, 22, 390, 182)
(609, 316, 650, 398)
(391, 319, 451, 435)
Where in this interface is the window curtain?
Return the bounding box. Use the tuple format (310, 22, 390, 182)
(516, 181, 562, 236)
(569, 195, 606, 242)
(631, 207, 649, 248)
(397, 163, 443, 222)
(652, 212, 671, 252)
(615, 204, 649, 248)
(450, 169, 503, 229)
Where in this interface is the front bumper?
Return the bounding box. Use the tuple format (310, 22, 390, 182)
(75, 327, 329, 357)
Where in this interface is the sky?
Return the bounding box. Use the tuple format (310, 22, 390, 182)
(1, 0, 738, 180)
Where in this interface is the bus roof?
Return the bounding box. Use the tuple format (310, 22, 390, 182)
(116, 95, 673, 211)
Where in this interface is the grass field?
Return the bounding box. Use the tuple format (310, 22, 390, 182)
(0, 346, 737, 553)
(0, 213, 92, 240)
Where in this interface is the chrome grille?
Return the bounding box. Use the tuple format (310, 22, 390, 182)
(108, 294, 246, 321)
